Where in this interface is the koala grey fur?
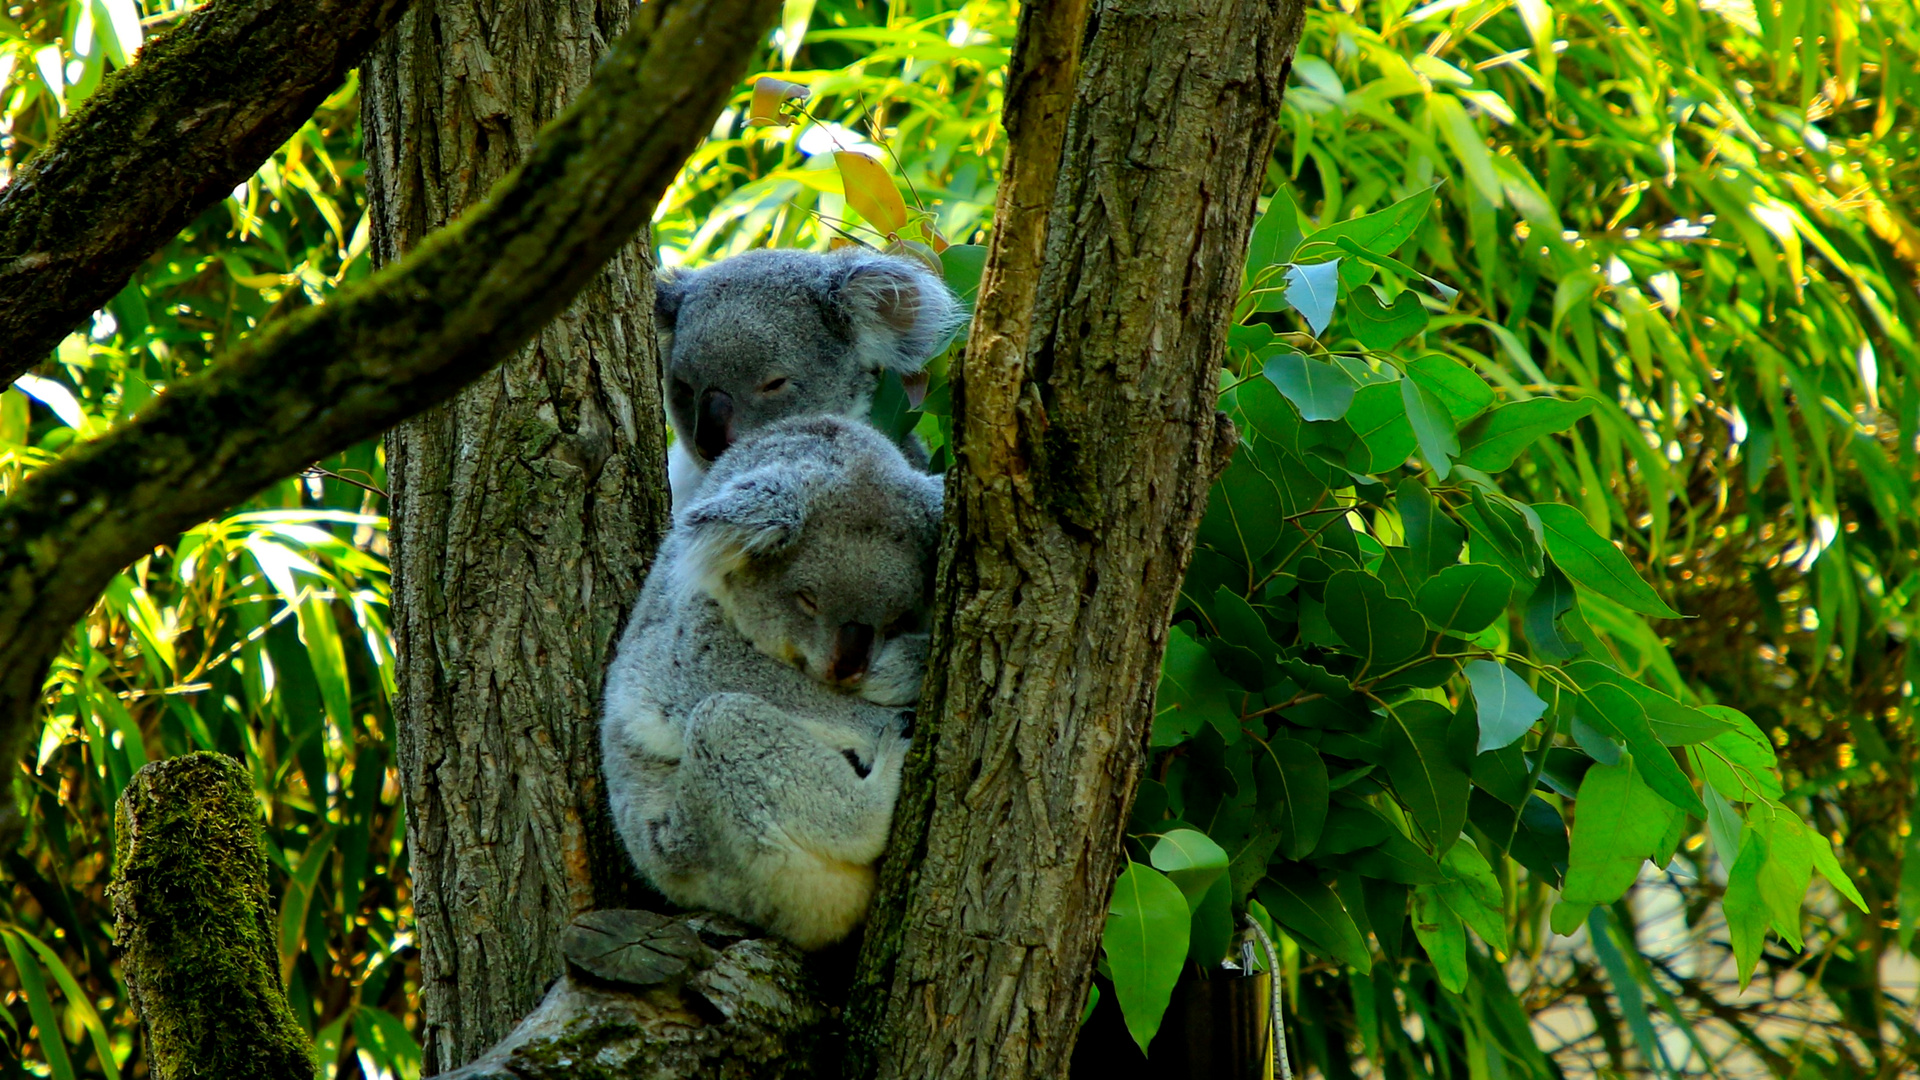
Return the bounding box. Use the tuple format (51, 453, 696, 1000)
(655, 246, 964, 508)
(602, 416, 944, 949)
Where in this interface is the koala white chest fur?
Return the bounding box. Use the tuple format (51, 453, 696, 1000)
(602, 416, 943, 950)
(653, 246, 963, 510)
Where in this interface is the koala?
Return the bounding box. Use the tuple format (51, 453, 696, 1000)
(654, 246, 965, 508)
(602, 416, 944, 949)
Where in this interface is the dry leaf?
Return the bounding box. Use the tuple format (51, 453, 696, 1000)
(836, 151, 909, 235)
(828, 236, 863, 251)
(900, 370, 931, 408)
(747, 76, 811, 128)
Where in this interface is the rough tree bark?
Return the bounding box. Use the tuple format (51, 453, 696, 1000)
(0, 0, 415, 379)
(0, 0, 773, 849)
(848, 1, 1304, 1076)
(360, 0, 773, 1066)
(110, 753, 313, 1080)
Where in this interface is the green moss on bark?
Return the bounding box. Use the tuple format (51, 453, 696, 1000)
(110, 753, 313, 1080)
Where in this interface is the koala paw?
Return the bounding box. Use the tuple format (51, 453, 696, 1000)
(861, 633, 929, 707)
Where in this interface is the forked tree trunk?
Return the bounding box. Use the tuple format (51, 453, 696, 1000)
(362, 4, 674, 1069)
(848, 1, 1304, 1076)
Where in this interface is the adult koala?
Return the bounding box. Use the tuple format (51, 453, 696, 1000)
(601, 416, 942, 948)
(655, 247, 964, 508)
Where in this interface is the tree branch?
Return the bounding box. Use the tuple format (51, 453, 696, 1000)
(0, 0, 781, 845)
(0, 0, 417, 376)
(110, 753, 314, 1080)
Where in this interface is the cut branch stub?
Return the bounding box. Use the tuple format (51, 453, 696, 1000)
(110, 752, 313, 1080)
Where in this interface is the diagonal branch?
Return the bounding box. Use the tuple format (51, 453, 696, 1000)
(0, 0, 781, 845)
(0, 0, 417, 377)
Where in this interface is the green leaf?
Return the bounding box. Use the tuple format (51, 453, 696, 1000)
(1809, 828, 1868, 913)
(1149, 828, 1231, 909)
(1155, 626, 1239, 747)
(1245, 188, 1305, 279)
(1345, 382, 1417, 472)
(1400, 376, 1458, 479)
(1457, 398, 1594, 472)
(1523, 561, 1586, 660)
(1464, 660, 1546, 753)
(1259, 868, 1372, 972)
(1723, 826, 1770, 990)
(1264, 351, 1358, 421)
(1343, 829, 1447, 884)
(1406, 355, 1494, 425)
(1187, 874, 1237, 967)
(1562, 674, 1704, 816)
(1569, 661, 1731, 746)
(1532, 503, 1681, 618)
(1284, 260, 1342, 336)
(1397, 479, 1464, 576)
(1411, 884, 1468, 991)
(1350, 288, 1430, 350)
(938, 244, 988, 306)
(1561, 756, 1683, 907)
(1257, 737, 1330, 859)
(1302, 186, 1436, 261)
(1324, 570, 1427, 671)
(1103, 861, 1191, 1054)
(1587, 907, 1675, 1078)
(1703, 781, 1745, 869)
(1456, 488, 1543, 587)
(1382, 700, 1471, 852)
(1435, 839, 1507, 954)
(1687, 705, 1782, 803)
(1, 930, 76, 1080)
(1415, 564, 1515, 634)
(1750, 805, 1813, 950)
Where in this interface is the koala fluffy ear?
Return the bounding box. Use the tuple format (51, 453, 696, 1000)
(830, 252, 967, 374)
(653, 268, 689, 335)
(680, 465, 817, 578)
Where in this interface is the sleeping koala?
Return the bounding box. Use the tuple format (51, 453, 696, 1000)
(655, 247, 964, 508)
(601, 416, 943, 949)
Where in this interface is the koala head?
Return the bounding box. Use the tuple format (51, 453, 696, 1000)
(655, 248, 964, 466)
(679, 416, 943, 694)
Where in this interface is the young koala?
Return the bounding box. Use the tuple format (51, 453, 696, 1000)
(601, 416, 944, 949)
(655, 246, 964, 508)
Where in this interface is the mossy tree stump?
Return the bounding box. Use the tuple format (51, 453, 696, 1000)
(110, 752, 313, 1080)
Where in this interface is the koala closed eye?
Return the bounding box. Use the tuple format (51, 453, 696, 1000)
(842, 748, 873, 778)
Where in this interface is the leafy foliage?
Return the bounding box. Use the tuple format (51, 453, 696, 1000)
(5, 0, 1920, 1075)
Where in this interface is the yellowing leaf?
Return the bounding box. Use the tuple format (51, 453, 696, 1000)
(747, 76, 810, 128)
(836, 150, 909, 235)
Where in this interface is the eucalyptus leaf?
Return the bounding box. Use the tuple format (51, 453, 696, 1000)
(1284, 260, 1343, 336)
(1102, 861, 1192, 1053)
(1415, 564, 1515, 634)
(1532, 503, 1681, 618)
(1463, 660, 1547, 753)
(1258, 868, 1372, 972)
(1264, 351, 1358, 421)
(1349, 287, 1430, 350)
(1457, 398, 1595, 471)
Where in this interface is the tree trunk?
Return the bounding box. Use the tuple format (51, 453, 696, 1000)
(848, 1, 1303, 1076)
(110, 753, 314, 1080)
(364, 3, 695, 1068)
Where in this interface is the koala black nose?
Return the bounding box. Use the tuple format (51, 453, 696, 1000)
(694, 388, 734, 462)
(830, 622, 876, 683)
